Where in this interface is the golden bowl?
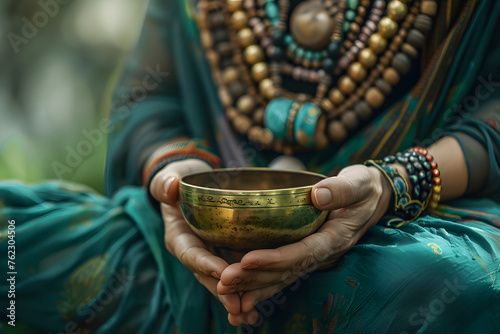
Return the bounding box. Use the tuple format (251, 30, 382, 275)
(179, 168, 328, 250)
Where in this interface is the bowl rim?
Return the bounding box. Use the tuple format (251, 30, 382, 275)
(180, 167, 326, 195)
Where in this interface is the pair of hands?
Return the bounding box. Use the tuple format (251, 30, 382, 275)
(150, 159, 391, 326)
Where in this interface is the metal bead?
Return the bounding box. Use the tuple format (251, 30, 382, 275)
(414, 14, 433, 33)
(329, 88, 345, 105)
(387, 1, 408, 21)
(421, 1, 438, 16)
(365, 87, 385, 108)
(253, 107, 265, 125)
(244, 45, 264, 64)
(378, 17, 398, 38)
(236, 95, 256, 114)
(368, 33, 388, 54)
(358, 48, 377, 68)
(338, 75, 357, 94)
(251, 62, 269, 82)
(231, 11, 248, 30)
(233, 115, 253, 134)
(407, 29, 426, 48)
(391, 52, 412, 75)
(227, 0, 243, 11)
(222, 66, 239, 85)
(238, 28, 256, 47)
(383, 67, 400, 85)
(341, 110, 359, 131)
(402, 43, 419, 58)
(259, 78, 275, 99)
(354, 100, 372, 120)
(375, 78, 392, 95)
(347, 62, 367, 82)
(328, 120, 348, 142)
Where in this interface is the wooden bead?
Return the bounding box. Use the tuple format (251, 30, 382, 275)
(402, 43, 419, 58)
(205, 50, 219, 68)
(231, 11, 248, 30)
(253, 107, 265, 125)
(233, 115, 253, 134)
(375, 78, 392, 95)
(383, 67, 400, 85)
(368, 33, 387, 54)
(329, 88, 345, 105)
(244, 45, 264, 64)
(341, 110, 359, 131)
(407, 29, 426, 48)
(222, 66, 239, 85)
(358, 48, 377, 68)
(236, 95, 256, 114)
(328, 120, 348, 142)
(421, 1, 438, 16)
(378, 17, 398, 38)
(414, 14, 433, 33)
(391, 52, 411, 75)
(226, 107, 238, 121)
(320, 99, 334, 112)
(338, 75, 357, 95)
(200, 30, 213, 49)
(354, 100, 372, 120)
(228, 81, 246, 99)
(251, 62, 269, 82)
(387, 1, 408, 21)
(238, 28, 256, 47)
(219, 87, 233, 107)
(227, 0, 243, 11)
(348, 62, 368, 82)
(365, 87, 385, 108)
(259, 78, 275, 99)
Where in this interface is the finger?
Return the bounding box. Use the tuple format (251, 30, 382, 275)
(311, 165, 372, 211)
(218, 265, 286, 294)
(150, 159, 212, 204)
(219, 293, 241, 315)
(228, 310, 260, 326)
(240, 283, 288, 313)
(240, 229, 336, 272)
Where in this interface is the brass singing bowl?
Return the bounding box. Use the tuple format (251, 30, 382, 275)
(179, 168, 328, 250)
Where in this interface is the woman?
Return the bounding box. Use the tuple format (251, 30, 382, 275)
(1, 0, 499, 332)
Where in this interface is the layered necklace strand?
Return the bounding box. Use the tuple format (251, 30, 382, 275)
(197, 0, 438, 154)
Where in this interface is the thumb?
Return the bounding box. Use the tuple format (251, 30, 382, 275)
(312, 166, 370, 211)
(150, 159, 212, 205)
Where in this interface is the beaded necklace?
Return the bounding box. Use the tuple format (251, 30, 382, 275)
(197, 0, 438, 154)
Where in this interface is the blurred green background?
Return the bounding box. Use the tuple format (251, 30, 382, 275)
(0, 0, 149, 193)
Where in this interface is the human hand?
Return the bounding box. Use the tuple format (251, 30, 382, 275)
(151, 159, 244, 318)
(217, 164, 392, 326)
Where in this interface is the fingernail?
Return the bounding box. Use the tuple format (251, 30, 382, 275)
(211, 271, 220, 279)
(163, 177, 175, 196)
(315, 188, 331, 206)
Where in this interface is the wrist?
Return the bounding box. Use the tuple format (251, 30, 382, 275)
(368, 166, 392, 227)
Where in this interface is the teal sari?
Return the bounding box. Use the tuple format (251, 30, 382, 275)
(1, 0, 500, 333)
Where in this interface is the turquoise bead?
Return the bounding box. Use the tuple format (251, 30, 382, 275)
(284, 34, 293, 45)
(288, 43, 297, 52)
(304, 50, 313, 60)
(264, 98, 293, 140)
(265, 3, 279, 19)
(342, 21, 351, 33)
(347, 0, 359, 10)
(294, 103, 322, 147)
(345, 9, 356, 21)
(296, 48, 305, 57)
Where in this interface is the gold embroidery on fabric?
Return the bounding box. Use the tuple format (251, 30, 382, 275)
(56, 253, 109, 321)
(427, 243, 443, 255)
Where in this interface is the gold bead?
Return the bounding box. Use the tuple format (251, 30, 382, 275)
(259, 78, 275, 99)
(244, 45, 264, 65)
(237, 95, 256, 114)
(232, 11, 248, 30)
(368, 33, 388, 54)
(433, 185, 441, 194)
(328, 88, 345, 105)
(432, 193, 441, 202)
(383, 67, 400, 85)
(328, 120, 347, 142)
(251, 62, 269, 82)
(347, 62, 367, 82)
(338, 75, 356, 95)
(387, 1, 408, 21)
(237, 28, 256, 47)
(227, 0, 243, 11)
(221, 66, 239, 85)
(358, 48, 377, 68)
(378, 17, 398, 38)
(365, 87, 385, 109)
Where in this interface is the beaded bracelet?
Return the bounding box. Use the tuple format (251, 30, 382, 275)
(365, 146, 442, 227)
